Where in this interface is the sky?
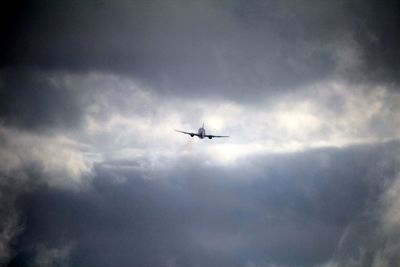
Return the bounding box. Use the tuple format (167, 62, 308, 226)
(1, 0, 400, 266)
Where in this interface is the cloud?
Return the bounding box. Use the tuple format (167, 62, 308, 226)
(2, 1, 399, 99)
(0, 177, 23, 265)
(0, 126, 93, 188)
(2, 70, 398, 169)
(0, 72, 399, 265)
(33, 244, 72, 267)
(36, 72, 400, 165)
(317, 144, 400, 267)
(0, 69, 84, 131)
(6, 141, 400, 267)
(0, 125, 94, 264)
(1, 1, 400, 266)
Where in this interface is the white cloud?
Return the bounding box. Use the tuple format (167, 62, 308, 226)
(11, 71, 393, 170)
(52, 73, 399, 168)
(0, 127, 94, 189)
(0, 125, 95, 263)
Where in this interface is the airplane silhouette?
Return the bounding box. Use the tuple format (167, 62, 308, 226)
(175, 123, 229, 139)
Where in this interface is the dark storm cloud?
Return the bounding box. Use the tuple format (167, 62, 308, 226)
(7, 141, 400, 267)
(2, 0, 400, 100)
(345, 0, 400, 85)
(0, 69, 83, 130)
(0, 176, 25, 264)
(1, 0, 399, 134)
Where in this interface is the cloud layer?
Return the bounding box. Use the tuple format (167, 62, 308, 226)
(6, 141, 400, 267)
(1, 1, 400, 266)
(2, 1, 400, 98)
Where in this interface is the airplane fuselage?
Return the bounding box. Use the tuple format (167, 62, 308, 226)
(198, 127, 206, 139)
(175, 123, 229, 139)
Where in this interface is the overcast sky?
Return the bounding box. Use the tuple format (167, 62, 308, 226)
(1, 1, 400, 266)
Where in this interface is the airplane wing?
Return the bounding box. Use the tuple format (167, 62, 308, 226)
(174, 129, 200, 137)
(204, 134, 230, 138)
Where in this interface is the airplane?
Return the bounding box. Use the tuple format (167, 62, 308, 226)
(175, 123, 229, 139)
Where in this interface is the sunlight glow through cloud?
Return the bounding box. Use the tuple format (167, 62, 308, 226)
(48, 73, 400, 167)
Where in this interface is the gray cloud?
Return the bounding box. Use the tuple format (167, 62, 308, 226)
(6, 141, 400, 267)
(0, 69, 84, 131)
(2, 0, 399, 101)
(0, 176, 24, 265)
(0, 126, 93, 265)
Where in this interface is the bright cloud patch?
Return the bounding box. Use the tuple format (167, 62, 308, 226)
(48, 72, 400, 166)
(0, 127, 93, 188)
